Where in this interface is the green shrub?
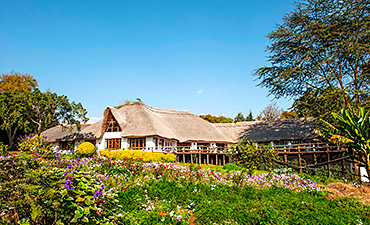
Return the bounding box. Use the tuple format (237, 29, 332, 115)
(222, 163, 243, 171)
(0, 142, 8, 156)
(76, 142, 96, 156)
(18, 134, 53, 158)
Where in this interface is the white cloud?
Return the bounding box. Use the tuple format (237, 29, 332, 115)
(87, 117, 101, 124)
(196, 90, 203, 94)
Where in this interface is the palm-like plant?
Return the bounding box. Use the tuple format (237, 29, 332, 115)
(321, 108, 370, 180)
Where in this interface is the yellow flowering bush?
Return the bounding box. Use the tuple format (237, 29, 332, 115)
(100, 150, 176, 162)
(76, 142, 96, 155)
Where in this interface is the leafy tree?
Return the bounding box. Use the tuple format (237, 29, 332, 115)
(234, 112, 246, 123)
(255, 0, 370, 114)
(0, 73, 88, 148)
(321, 108, 370, 180)
(27, 89, 88, 134)
(0, 92, 30, 148)
(246, 111, 254, 121)
(228, 138, 277, 175)
(257, 102, 284, 121)
(0, 72, 38, 93)
(292, 88, 349, 120)
(199, 114, 233, 123)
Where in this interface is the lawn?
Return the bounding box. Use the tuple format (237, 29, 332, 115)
(1, 152, 369, 224)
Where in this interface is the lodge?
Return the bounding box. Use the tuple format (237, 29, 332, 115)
(41, 101, 320, 153)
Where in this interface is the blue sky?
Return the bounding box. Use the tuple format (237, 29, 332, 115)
(0, 0, 296, 123)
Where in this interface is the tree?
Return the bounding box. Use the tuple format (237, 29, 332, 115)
(292, 88, 349, 120)
(234, 112, 246, 123)
(321, 108, 370, 180)
(0, 92, 30, 148)
(254, 0, 370, 113)
(228, 138, 277, 175)
(0, 73, 88, 148)
(0, 72, 38, 93)
(257, 102, 284, 121)
(199, 114, 233, 123)
(246, 111, 254, 121)
(27, 90, 88, 134)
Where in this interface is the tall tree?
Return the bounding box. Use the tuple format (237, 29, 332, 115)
(0, 72, 88, 148)
(0, 92, 30, 148)
(27, 90, 88, 134)
(254, 0, 370, 113)
(246, 111, 254, 121)
(234, 112, 246, 123)
(0, 72, 38, 93)
(257, 102, 284, 121)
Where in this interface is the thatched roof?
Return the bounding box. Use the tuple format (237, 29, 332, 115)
(41, 124, 94, 142)
(106, 102, 232, 143)
(42, 102, 232, 143)
(214, 117, 319, 143)
(42, 102, 319, 144)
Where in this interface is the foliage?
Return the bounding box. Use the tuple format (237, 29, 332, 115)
(245, 110, 254, 121)
(100, 150, 176, 162)
(292, 88, 350, 120)
(76, 142, 96, 156)
(228, 139, 277, 175)
(255, 0, 370, 114)
(0, 92, 31, 148)
(18, 134, 54, 158)
(2, 149, 369, 224)
(256, 102, 284, 121)
(0, 73, 88, 148)
(26, 89, 88, 134)
(0, 71, 38, 93)
(222, 163, 243, 171)
(321, 107, 370, 180)
(234, 112, 246, 122)
(199, 114, 233, 123)
(0, 142, 8, 156)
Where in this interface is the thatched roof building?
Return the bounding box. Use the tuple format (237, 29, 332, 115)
(42, 102, 319, 151)
(42, 102, 232, 143)
(214, 117, 319, 143)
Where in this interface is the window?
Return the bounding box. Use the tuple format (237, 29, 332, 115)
(60, 141, 74, 150)
(129, 138, 146, 150)
(105, 111, 122, 132)
(105, 138, 121, 150)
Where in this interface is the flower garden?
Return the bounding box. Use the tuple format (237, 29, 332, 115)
(1, 148, 370, 225)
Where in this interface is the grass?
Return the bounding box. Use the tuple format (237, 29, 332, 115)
(117, 179, 370, 224)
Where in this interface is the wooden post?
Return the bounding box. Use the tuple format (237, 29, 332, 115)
(298, 145, 302, 174)
(341, 158, 345, 178)
(199, 152, 201, 165)
(223, 154, 226, 166)
(216, 154, 218, 166)
(284, 147, 287, 168)
(190, 154, 193, 164)
(183, 153, 185, 163)
(207, 153, 209, 165)
(176, 154, 179, 163)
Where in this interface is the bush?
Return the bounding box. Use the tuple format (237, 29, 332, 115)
(100, 150, 176, 162)
(222, 163, 243, 171)
(76, 142, 96, 156)
(18, 134, 53, 157)
(0, 142, 8, 156)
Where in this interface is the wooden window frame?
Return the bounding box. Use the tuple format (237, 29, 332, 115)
(105, 138, 121, 150)
(129, 137, 146, 150)
(105, 112, 122, 132)
(59, 141, 74, 150)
